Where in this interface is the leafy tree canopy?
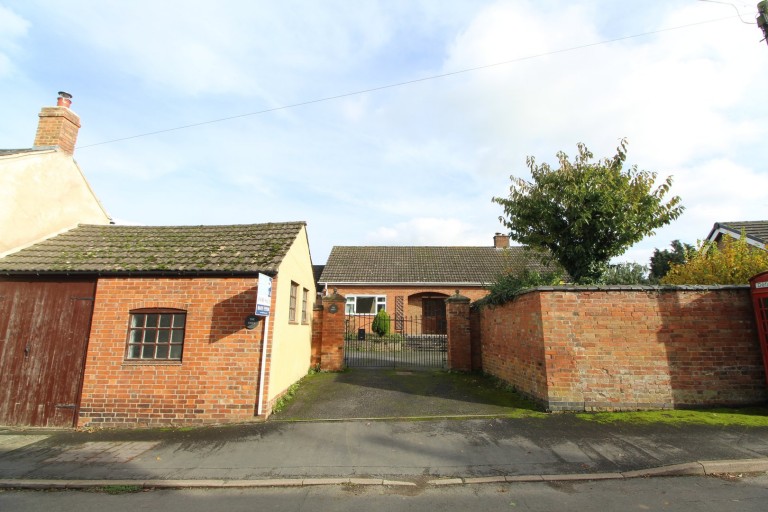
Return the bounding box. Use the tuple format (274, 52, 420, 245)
(599, 262, 649, 285)
(661, 234, 768, 285)
(649, 240, 696, 282)
(483, 269, 563, 307)
(493, 139, 683, 283)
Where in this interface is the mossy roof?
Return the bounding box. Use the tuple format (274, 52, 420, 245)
(0, 222, 306, 275)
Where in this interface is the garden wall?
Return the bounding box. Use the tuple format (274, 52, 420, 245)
(472, 286, 767, 411)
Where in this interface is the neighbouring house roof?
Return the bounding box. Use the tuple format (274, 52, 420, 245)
(0, 148, 56, 156)
(318, 245, 556, 286)
(706, 220, 768, 249)
(312, 264, 326, 286)
(0, 222, 307, 275)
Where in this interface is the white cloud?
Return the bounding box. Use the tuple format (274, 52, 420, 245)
(0, 5, 28, 77)
(4, 0, 767, 268)
(44, 0, 400, 99)
(366, 217, 491, 246)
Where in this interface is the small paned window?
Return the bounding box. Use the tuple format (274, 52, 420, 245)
(301, 288, 309, 324)
(126, 310, 186, 361)
(289, 282, 298, 322)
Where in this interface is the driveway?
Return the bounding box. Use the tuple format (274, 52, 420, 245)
(269, 369, 543, 421)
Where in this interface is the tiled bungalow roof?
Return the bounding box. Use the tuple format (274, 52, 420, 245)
(318, 245, 555, 285)
(707, 220, 768, 248)
(0, 222, 306, 275)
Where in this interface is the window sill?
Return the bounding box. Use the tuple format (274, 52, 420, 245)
(122, 360, 183, 366)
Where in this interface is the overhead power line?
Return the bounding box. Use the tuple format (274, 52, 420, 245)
(697, 0, 756, 24)
(78, 14, 739, 150)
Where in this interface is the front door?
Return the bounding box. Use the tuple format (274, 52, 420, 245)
(422, 298, 446, 335)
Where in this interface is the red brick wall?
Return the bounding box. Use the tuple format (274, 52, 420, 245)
(474, 292, 549, 400)
(79, 276, 266, 428)
(475, 287, 767, 411)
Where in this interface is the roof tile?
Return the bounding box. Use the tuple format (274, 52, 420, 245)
(0, 222, 306, 274)
(718, 220, 768, 244)
(318, 245, 556, 284)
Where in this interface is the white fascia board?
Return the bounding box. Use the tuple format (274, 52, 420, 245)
(708, 227, 765, 249)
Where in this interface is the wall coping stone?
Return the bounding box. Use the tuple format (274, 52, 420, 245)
(482, 284, 751, 302)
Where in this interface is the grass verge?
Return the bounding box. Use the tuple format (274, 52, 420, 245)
(575, 406, 768, 427)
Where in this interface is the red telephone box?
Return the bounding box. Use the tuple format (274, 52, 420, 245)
(749, 271, 768, 386)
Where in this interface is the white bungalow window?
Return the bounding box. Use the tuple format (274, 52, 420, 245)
(345, 295, 386, 314)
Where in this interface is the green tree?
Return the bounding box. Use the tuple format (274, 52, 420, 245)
(599, 262, 649, 285)
(371, 309, 390, 337)
(484, 269, 563, 307)
(493, 139, 683, 283)
(661, 234, 768, 285)
(649, 240, 696, 282)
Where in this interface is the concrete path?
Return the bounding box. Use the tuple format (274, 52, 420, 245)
(1, 369, 767, 489)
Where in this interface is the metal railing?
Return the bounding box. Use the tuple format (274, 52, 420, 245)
(344, 314, 447, 368)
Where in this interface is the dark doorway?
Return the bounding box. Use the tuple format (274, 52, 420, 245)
(422, 298, 447, 335)
(0, 279, 96, 427)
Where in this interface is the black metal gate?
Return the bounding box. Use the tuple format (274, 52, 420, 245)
(344, 314, 446, 368)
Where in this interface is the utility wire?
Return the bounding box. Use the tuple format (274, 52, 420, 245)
(697, 0, 756, 24)
(78, 14, 739, 150)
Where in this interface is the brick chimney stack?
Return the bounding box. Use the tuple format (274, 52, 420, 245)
(493, 232, 510, 249)
(33, 91, 81, 154)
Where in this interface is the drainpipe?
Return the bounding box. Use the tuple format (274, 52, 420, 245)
(257, 313, 271, 416)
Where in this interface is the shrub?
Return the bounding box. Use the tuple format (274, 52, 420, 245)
(662, 233, 768, 285)
(371, 309, 390, 337)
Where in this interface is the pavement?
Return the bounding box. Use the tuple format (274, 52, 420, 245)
(1, 369, 768, 490)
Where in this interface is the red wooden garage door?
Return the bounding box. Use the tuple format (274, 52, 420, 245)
(0, 280, 96, 427)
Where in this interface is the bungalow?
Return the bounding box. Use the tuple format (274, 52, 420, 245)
(0, 221, 315, 428)
(317, 234, 556, 334)
(0, 92, 111, 256)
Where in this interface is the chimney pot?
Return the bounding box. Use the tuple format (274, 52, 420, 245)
(56, 91, 73, 108)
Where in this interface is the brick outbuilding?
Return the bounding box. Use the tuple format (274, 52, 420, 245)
(0, 222, 315, 428)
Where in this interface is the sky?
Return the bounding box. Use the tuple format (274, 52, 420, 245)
(1, 0, 767, 266)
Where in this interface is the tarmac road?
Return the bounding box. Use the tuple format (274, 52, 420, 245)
(2, 474, 768, 512)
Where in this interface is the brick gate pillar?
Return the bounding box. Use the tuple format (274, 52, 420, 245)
(311, 303, 324, 368)
(320, 289, 346, 371)
(446, 290, 471, 371)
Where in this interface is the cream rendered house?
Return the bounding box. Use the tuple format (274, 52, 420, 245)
(0, 93, 111, 256)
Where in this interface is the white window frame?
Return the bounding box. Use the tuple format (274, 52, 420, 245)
(345, 295, 386, 315)
(289, 282, 298, 323)
(301, 288, 309, 324)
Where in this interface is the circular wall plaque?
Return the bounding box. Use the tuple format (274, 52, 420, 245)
(329, 304, 338, 313)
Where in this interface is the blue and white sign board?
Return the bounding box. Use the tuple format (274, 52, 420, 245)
(256, 273, 272, 316)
